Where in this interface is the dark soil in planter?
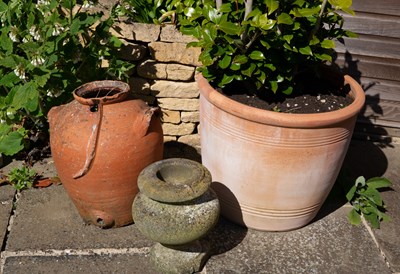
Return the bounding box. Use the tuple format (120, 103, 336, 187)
(219, 72, 354, 114)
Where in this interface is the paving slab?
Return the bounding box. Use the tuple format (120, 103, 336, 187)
(202, 207, 391, 274)
(3, 253, 156, 274)
(0, 185, 15, 249)
(6, 185, 153, 251)
(343, 140, 400, 272)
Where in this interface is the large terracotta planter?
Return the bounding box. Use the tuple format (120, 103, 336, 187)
(197, 73, 365, 231)
(48, 80, 163, 228)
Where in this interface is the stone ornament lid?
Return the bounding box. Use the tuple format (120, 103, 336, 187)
(138, 158, 211, 203)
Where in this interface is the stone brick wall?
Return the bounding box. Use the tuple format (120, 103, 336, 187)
(111, 22, 202, 151)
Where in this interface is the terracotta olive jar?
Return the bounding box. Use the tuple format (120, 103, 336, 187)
(197, 72, 365, 231)
(48, 80, 163, 228)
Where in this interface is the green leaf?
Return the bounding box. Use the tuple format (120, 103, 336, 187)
(283, 35, 293, 44)
(265, 0, 279, 15)
(249, 51, 265, 60)
(362, 187, 383, 206)
(199, 50, 214, 66)
(0, 131, 25, 156)
(233, 55, 248, 64)
(241, 63, 256, 77)
(219, 21, 241, 35)
(26, 94, 39, 112)
(257, 70, 267, 84)
(0, 72, 20, 87)
(230, 62, 240, 71)
(293, 7, 320, 17)
(314, 53, 332, 62)
(218, 55, 231, 69)
(346, 185, 357, 202)
(363, 212, 380, 229)
(61, 0, 76, 10)
(0, 2, 8, 12)
(310, 36, 320, 45)
(202, 25, 217, 44)
(207, 8, 220, 23)
(0, 31, 13, 53)
(366, 177, 392, 189)
(321, 40, 336, 49)
(329, 0, 353, 9)
(277, 13, 293, 25)
(0, 56, 18, 69)
(35, 73, 51, 88)
(258, 16, 276, 30)
(219, 3, 232, 13)
(180, 26, 202, 39)
(347, 208, 361, 225)
(269, 80, 278, 93)
(260, 39, 271, 49)
(355, 176, 366, 187)
(282, 86, 293, 95)
(345, 30, 358, 38)
(299, 46, 312, 55)
(11, 82, 39, 110)
(265, 63, 276, 71)
(219, 74, 235, 87)
(379, 211, 391, 222)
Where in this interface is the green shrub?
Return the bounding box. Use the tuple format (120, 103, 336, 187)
(171, 0, 356, 95)
(0, 0, 133, 157)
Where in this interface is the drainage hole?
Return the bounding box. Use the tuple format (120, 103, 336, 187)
(96, 218, 105, 227)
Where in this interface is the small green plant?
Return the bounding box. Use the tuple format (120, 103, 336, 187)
(346, 176, 392, 229)
(7, 165, 37, 191)
(0, 0, 134, 157)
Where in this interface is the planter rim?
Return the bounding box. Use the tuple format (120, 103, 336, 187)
(196, 73, 365, 128)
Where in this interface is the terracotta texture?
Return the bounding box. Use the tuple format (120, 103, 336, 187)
(197, 73, 365, 231)
(48, 80, 163, 228)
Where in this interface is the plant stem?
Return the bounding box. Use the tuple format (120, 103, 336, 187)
(244, 0, 253, 19)
(309, 0, 328, 39)
(245, 30, 261, 51)
(240, 0, 253, 45)
(216, 0, 222, 9)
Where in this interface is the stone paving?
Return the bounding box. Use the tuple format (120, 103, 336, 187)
(0, 139, 399, 274)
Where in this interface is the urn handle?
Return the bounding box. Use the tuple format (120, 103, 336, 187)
(73, 103, 103, 179)
(135, 106, 159, 138)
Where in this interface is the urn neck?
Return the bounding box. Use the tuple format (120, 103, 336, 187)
(73, 80, 129, 106)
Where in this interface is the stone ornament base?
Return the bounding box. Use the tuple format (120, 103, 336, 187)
(151, 241, 209, 274)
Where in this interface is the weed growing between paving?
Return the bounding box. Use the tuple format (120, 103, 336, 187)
(345, 176, 392, 229)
